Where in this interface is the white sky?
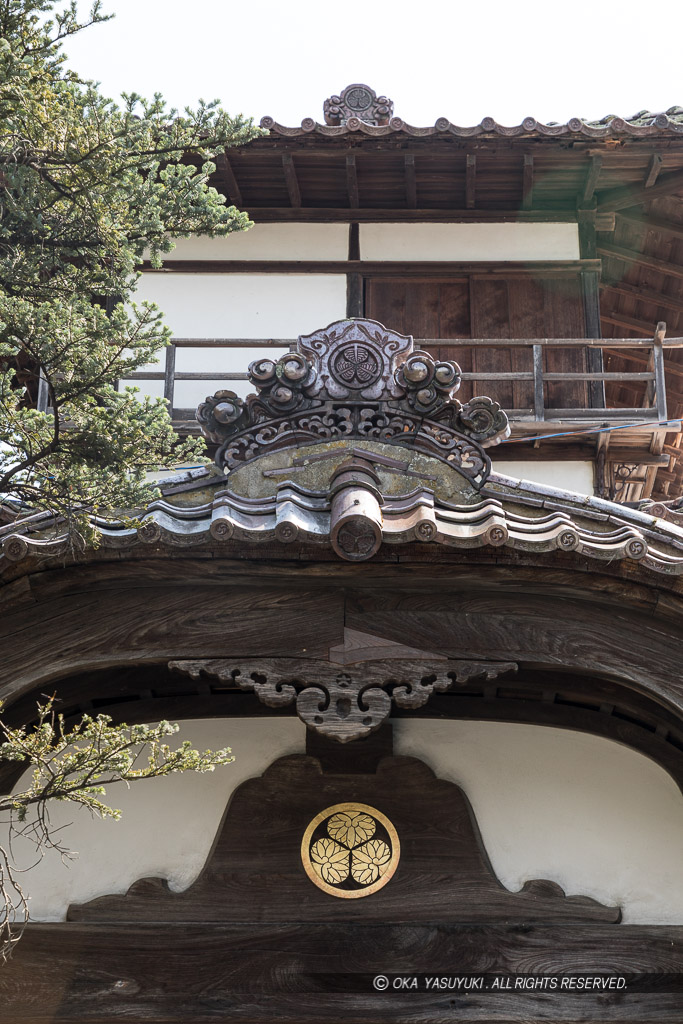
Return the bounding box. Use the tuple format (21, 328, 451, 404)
(64, 0, 682, 129)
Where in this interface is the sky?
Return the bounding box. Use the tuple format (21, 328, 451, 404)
(63, 0, 683, 130)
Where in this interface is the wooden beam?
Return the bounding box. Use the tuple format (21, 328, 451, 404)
(346, 154, 359, 209)
(595, 429, 610, 497)
(645, 153, 663, 188)
(602, 280, 683, 316)
(595, 211, 616, 232)
(582, 155, 602, 203)
(143, 258, 602, 276)
(616, 211, 683, 244)
(597, 168, 683, 212)
(236, 207, 579, 223)
(130, 334, 683, 350)
(404, 153, 417, 209)
(602, 345, 683, 382)
(601, 311, 663, 336)
(281, 153, 301, 208)
(465, 153, 476, 209)
(215, 153, 243, 206)
(522, 153, 534, 210)
(598, 241, 683, 281)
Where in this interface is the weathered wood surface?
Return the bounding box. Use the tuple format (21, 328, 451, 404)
(3, 921, 683, 1022)
(69, 755, 618, 925)
(169, 657, 518, 743)
(4, 556, 683, 733)
(143, 258, 602, 275)
(0, 582, 345, 699)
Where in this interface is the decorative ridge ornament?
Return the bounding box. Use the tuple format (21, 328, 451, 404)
(323, 85, 393, 126)
(196, 318, 509, 489)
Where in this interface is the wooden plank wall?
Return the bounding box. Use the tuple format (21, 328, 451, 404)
(366, 273, 588, 411)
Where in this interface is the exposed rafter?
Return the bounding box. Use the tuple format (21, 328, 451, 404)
(404, 153, 417, 208)
(597, 242, 683, 281)
(602, 280, 683, 316)
(215, 153, 243, 206)
(616, 211, 683, 244)
(582, 155, 602, 202)
(466, 153, 476, 209)
(597, 168, 683, 212)
(644, 153, 663, 188)
(346, 153, 359, 209)
(281, 153, 301, 208)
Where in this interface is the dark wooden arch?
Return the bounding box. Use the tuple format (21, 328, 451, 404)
(4, 547, 683, 1022)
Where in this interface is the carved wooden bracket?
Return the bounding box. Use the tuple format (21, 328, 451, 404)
(169, 658, 518, 742)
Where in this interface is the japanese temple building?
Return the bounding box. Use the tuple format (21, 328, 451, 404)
(3, 86, 683, 1022)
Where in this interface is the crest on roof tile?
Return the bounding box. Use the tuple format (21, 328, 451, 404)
(323, 85, 393, 126)
(196, 318, 509, 489)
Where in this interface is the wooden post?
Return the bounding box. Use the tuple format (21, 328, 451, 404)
(164, 344, 177, 416)
(654, 321, 668, 422)
(577, 202, 605, 409)
(532, 345, 544, 421)
(346, 223, 362, 317)
(36, 370, 49, 413)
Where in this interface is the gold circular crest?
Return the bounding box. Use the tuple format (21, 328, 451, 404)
(301, 802, 400, 898)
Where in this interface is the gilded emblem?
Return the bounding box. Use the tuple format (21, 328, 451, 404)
(301, 802, 400, 898)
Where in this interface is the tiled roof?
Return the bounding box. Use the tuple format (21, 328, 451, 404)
(2, 472, 683, 576)
(260, 108, 683, 140)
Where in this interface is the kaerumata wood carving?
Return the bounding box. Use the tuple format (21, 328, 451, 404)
(169, 658, 518, 742)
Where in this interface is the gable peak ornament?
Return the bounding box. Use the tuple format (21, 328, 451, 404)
(196, 318, 509, 494)
(323, 85, 393, 126)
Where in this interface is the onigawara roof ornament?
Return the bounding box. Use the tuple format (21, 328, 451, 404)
(196, 318, 509, 490)
(323, 85, 393, 126)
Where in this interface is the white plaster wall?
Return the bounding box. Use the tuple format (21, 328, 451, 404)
(132, 273, 347, 338)
(491, 459, 595, 494)
(0, 719, 306, 921)
(5, 718, 683, 924)
(394, 721, 683, 925)
(162, 224, 349, 261)
(360, 222, 580, 261)
(123, 273, 346, 404)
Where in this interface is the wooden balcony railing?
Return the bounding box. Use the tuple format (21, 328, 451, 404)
(66, 322, 679, 432)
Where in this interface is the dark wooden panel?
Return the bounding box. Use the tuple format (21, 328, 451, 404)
(365, 278, 407, 333)
(365, 278, 473, 400)
(0, 585, 345, 700)
(70, 754, 617, 925)
(366, 273, 587, 412)
(437, 281, 473, 399)
(343, 586, 683, 711)
(506, 277, 544, 410)
(542, 276, 589, 408)
(3, 922, 683, 1022)
(469, 277, 514, 408)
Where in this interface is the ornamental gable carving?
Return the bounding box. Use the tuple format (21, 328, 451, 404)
(196, 318, 509, 489)
(323, 84, 393, 126)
